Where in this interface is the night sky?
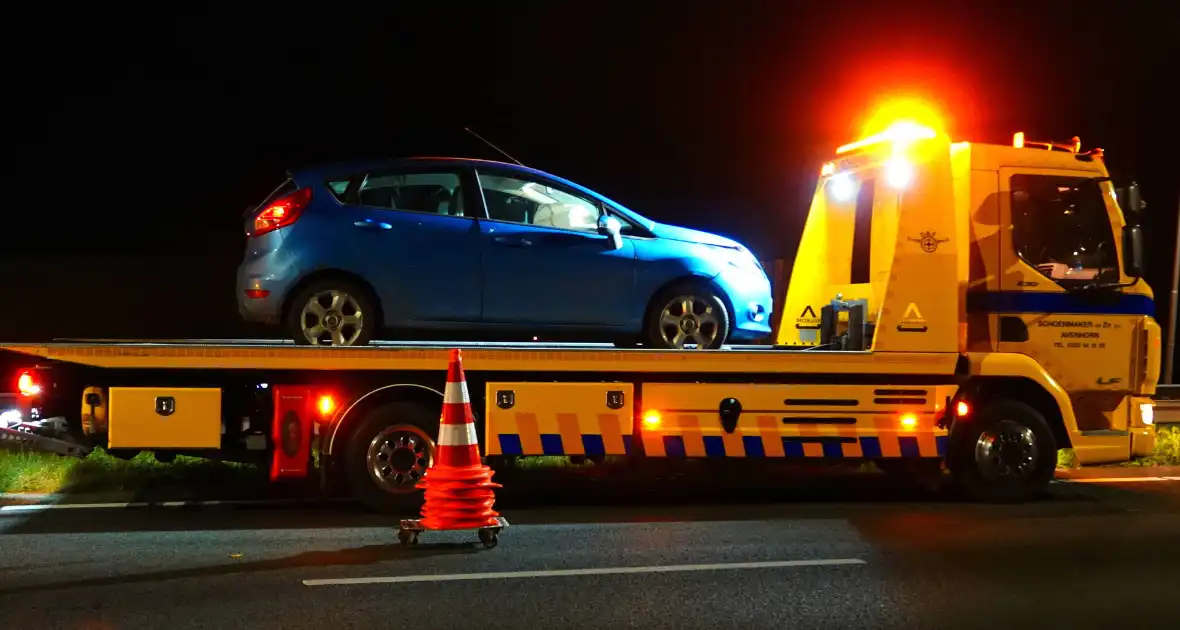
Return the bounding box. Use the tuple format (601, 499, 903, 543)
(3, 3, 1178, 374)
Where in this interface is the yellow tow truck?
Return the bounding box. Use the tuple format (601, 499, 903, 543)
(3, 118, 1160, 507)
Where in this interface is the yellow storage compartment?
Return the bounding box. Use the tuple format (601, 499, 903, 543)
(107, 387, 222, 449)
(484, 382, 634, 456)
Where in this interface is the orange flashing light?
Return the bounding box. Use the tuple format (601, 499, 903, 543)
(836, 121, 937, 155)
(899, 413, 919, 430)
(316, 394, 337, 417)
(820, 162, 836, 176)
(955, 401, 970, 417)
(641, 410, 662, 428)
(1013, 132, 1025, 148)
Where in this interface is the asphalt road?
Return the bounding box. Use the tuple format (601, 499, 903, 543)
(2, 477, 1180, 630)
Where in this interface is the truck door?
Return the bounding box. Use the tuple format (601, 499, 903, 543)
(994, 168, 1138, 435)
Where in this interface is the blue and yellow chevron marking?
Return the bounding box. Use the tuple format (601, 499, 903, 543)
(640, 433, 948, 458)
(638, 413, 948, 459)
(484, 382, 951, 460)
(497, 432, 635, 456)
(491, 410, 946, 459)
(486, 410, 634, 456)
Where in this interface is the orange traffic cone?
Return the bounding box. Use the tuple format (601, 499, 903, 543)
(415, 349, 503, 533)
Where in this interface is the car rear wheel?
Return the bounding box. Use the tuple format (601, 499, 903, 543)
(644, 283, 731, 350)
(286, 279, 377, 346)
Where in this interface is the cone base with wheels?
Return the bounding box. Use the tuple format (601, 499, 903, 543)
(398, 516, 510, 549)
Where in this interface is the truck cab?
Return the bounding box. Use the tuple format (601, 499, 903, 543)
(778, 121, 1160, 468)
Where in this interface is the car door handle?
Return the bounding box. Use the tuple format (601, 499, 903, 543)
(493, 235, 533, 247)
(353, 220, 392, 231)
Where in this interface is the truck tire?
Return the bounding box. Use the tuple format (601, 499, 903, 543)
(948, 399, 1056, 503)
(286, 278, 377, 347)
(644, 282, 731, 349)
(343, 401, 438, 513)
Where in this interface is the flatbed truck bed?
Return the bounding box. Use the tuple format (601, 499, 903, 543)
(1, 339, 957, 375)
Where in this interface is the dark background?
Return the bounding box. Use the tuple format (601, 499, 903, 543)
(2, 3, 1178, 375)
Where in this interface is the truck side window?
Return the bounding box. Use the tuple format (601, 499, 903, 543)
(1010, 174, 1118, 286)
(850, 178, 875, 284)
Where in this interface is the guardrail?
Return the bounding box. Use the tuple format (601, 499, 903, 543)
(1157, 385, 1180, 425)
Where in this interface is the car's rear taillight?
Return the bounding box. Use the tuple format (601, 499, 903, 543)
(250, 187, 313, 237)
(17, 370, 42, 397)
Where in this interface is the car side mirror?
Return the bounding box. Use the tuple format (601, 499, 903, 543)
(597, 215, 623, 250)
(1122, 224, 1146, 278)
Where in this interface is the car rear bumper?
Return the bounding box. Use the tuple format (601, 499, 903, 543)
(236, 268, 290, 326)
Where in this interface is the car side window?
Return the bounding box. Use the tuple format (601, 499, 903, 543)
(356, 171, 466, 217)
(1010, 174, 1118, 286)
(477, 172, 602, 232)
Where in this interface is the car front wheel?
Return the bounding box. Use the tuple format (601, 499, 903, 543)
(644, 283, 731, 350)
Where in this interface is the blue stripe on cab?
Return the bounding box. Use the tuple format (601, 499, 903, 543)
(966, 291, 1154, 316)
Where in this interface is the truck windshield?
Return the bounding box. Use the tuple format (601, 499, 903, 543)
(1010, 174, 1119, 287)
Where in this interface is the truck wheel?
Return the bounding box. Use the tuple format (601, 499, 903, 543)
(287, 279, 377, 347)
(344, 401, 438, 513)
(644, 283, 731, 350)
(949, 399, 1056, 503)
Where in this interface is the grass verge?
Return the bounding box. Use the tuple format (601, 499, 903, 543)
(0, 447, 261, 495)
(4, 425, 1179, 494)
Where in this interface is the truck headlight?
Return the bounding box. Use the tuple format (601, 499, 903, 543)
(1140, 402, 1154, 426)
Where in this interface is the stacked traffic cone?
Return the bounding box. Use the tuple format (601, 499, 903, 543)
(417, 349, 502, 530)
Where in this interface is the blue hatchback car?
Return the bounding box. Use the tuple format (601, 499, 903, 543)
(237, 158, 773, 349)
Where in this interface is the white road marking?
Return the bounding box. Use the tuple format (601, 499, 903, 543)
(0, 497, 347, 515)
(302, 558, 866, 587)
(1060, 476, 1180, 484)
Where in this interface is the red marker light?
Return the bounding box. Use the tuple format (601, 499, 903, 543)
(899, 413, 918, 430)
(317, 394, 336, 417)
(955, 401, 970, 417)
(17, 371, 42, 397)
(243, 289, 271, 299)
(641, 410, 662, 428)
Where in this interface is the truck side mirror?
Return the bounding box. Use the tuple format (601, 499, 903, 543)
(1123, 224, 1146, 278)
(597, 215, 623, 250)
(1117, 182, 1146, 215)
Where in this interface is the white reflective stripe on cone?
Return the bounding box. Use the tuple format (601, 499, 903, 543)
(444, 381, 471, 405)
(439, 422, 479, 446)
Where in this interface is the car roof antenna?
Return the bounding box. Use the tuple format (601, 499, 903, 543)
(464, 127, 526, 167)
